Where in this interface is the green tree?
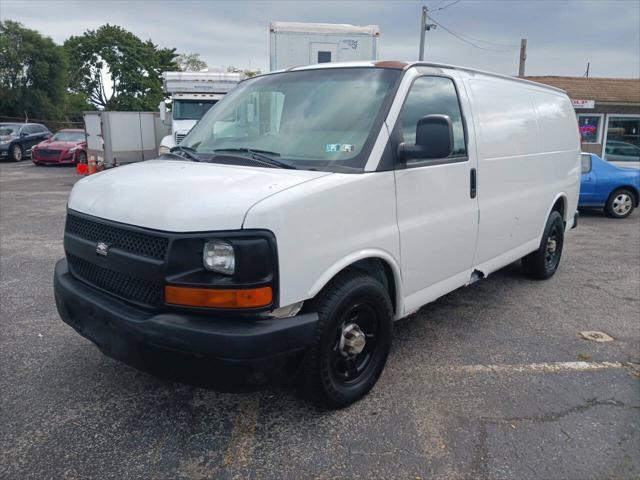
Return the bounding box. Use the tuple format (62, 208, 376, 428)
(0, 20, 68, 120)
(64, 24, 178, 111)
(176, 53, 207, 72)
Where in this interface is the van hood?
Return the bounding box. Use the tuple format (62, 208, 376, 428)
(68, 159, 331, 231)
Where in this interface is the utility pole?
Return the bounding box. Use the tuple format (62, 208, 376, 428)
(518, 38, 527, 77)
(418, 6, 437, 61)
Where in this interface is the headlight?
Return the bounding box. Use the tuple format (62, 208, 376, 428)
(0, 140, 10, 145)
(203, 240, 235, 275)
(159, 145, 170, 155)
(69, 146, 78, 153)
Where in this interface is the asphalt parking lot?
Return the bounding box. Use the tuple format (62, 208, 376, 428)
(1, 160, 639, 480)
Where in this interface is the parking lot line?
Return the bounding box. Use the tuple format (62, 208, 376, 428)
(435, 361, 633, 374)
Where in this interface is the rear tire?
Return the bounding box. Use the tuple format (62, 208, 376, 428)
(299, 270, 393, 408)
(605, 188, 635, 219)
(522, 210, 564, 280)
(11, 144, 23, 162)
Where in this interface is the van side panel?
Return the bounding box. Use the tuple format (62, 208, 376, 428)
(466, 75, 580, 272)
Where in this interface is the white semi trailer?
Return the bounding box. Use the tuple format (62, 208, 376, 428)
(269, 22, 380, 71)
(158, 71, 243, 154)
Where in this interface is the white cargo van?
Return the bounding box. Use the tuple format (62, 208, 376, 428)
(54, 61, 580, 407)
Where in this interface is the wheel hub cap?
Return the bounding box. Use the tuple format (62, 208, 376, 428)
(613, 194, 632, 215)
(546, 238, 557, 254)
(339, 323, 366, 357)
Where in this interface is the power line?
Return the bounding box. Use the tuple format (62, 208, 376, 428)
(435, 0, 462, 11)
(448, 28, 520, 49)
(429, 16, 517, 52)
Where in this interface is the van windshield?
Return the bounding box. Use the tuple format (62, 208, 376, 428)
(180, 68, 402, 172)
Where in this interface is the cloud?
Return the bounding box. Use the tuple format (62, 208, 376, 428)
(1, 0, 638, 77)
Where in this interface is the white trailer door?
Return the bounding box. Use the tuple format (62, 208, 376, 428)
(83, 113, 104, 161)
(394, 74, 479, 313)
(310, 42, 338, 64)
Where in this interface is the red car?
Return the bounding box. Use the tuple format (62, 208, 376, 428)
(32, 129, 87, 166)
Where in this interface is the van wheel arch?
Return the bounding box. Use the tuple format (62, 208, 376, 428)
(313, 258, 398, 316)
(551, 195, 567, 222)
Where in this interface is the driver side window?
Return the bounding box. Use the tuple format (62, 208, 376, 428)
(401, 76, 467, 157)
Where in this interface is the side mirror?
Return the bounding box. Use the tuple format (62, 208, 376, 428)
(399, 114, 453, 163)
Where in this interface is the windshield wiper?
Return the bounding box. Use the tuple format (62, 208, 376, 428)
(169, 145, 201, 162)
(213, 148, 296, 169)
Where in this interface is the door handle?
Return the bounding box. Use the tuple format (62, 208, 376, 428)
(470, 168, 477, 198)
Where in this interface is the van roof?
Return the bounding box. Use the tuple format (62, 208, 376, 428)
(267, 61, 566, 95)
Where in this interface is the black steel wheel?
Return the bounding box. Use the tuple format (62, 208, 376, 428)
(329, 302, 380, 385)
(300, 270, 393, 408)
(522, 210, 565, 280)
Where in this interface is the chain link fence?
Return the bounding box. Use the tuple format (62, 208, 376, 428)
(0, 116, 84, 132)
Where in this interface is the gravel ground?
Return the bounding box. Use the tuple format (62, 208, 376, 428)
(1, 160, 639, 480)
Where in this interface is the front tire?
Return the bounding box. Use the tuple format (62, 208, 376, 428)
(77, 151, 87, 165)
(522, 210, 565, 280)
(300, 271, 393, 408)
(605, 188, 635, 219)
(11, 144, 23, 162)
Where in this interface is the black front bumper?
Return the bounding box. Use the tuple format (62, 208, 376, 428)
(54, 259, 318, 377)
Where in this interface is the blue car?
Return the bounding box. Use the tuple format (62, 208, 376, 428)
(580, 153, 640, 218)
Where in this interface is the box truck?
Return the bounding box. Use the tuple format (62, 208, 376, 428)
(270, 22, 380, 70)
(55, 61, 580, 408)
(158, 71, 243, 154)
(83, 111, 167, 170)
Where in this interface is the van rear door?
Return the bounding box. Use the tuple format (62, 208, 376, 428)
(394, 72, 479, 311)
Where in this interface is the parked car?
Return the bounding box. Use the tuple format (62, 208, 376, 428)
(580, 152, 640, 218)
(604, 140, 640, 169)
(0, 123, 52, 161)
(54, 61, 581, 408)
(32, 129, 87, 166)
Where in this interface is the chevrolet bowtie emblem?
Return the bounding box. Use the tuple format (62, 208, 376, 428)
(96, 242, 110, 256)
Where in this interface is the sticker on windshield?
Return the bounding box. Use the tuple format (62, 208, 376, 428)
(326, 144, 355, 153)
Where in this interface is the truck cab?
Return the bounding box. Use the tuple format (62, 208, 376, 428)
(158, 71, 243, 154)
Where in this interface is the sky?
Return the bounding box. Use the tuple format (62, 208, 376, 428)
(1, 0, 639, 78)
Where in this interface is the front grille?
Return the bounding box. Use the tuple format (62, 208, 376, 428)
(175, 132, 186, 144)
(66, 214, 168, 260)
(67, 253, 163, 307)
(38, 149, 61, 158)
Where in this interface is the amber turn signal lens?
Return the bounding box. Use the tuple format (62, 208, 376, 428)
(165, 285, 273, 309)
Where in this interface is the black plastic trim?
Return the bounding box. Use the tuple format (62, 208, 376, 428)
(54, 258, 318, 363)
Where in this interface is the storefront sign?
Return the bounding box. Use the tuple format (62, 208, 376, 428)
(572, 99, 595, 109)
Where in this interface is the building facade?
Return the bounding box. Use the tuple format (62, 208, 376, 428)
(525, 76, 640, 164)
